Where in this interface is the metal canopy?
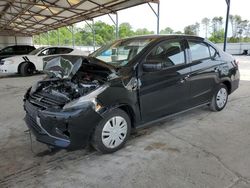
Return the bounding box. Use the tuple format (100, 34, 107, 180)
(0, 0, 159, 36)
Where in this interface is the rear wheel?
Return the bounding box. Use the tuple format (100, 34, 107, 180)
(210, 84, 228, 111)
(91, 109, 131, 153)
(20, 62, 35, 76)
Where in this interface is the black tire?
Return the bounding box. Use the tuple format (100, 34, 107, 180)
(20, 62, 35, 76)
(91, 108, 131, 154)
(210, 83, 228, 111)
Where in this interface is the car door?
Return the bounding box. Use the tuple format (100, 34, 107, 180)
(138, 39, 191, 122)
(14, 46, 26, 55)
(187, 39, 222, 106)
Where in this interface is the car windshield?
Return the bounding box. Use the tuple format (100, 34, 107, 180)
(29, 47, 45, 55)
(90, 38, 153, 67)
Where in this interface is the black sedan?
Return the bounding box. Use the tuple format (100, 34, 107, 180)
(23, 35, 240, 153)
(0, 45, 35, 60)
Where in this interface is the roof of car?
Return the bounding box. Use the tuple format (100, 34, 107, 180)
(4, 45, 35, 47)
(121, 34, 204, 41)
(38, 46, 74, 49)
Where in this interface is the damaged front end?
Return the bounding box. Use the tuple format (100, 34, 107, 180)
(23, 55, 113, 149)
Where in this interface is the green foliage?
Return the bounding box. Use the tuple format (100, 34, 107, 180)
(184, 23, 199, 36)
(34, 21, 157, 46)
(135, 28, 154, 36)
(160, 27, 174, 34)
(119, 23, 134, 38)
(174, 31, 183, 34)
(209, 29, 225, 43)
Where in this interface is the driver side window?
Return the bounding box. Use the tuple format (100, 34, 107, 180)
(146, 41, 185, 69)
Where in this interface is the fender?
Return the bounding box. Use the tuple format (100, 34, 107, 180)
(99, 103, 138, 128)
(22, 56, 31, 62)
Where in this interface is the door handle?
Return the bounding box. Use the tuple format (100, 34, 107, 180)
(180, 75, 190, 83)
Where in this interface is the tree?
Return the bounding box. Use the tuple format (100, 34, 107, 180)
(135, 28, 154, 36)
(229, 15, 242, 37)
(174, 31, 183, 34)
(211, 16, 223, 34)
(119, 22, 134, 38)
(201, 17, 210, 38)
(245, 23, 250, 38)
(93, 21, 115, 45)
(184, 23, 199, 36)
(209, 29, 225, 43)
(160, 27, 174, 34)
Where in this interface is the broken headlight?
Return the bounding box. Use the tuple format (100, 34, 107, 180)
(63, 84, 108, 111)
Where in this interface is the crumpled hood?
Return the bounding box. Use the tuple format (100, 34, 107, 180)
(43, 55, 117, 80)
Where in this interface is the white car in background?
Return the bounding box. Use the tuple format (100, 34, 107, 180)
(0, 46, 86, 76)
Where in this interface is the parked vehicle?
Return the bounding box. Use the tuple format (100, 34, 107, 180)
(23, 35, 240, 153)
(0, 46, 85, 76)
(0, 45, 35, 60)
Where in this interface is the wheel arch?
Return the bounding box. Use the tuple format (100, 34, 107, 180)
(100, 104, 136, 129)
(221, 80, 232, 94)
(18, 61, 36, 74)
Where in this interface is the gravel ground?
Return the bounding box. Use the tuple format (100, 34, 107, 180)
(0, 56, 250, 188)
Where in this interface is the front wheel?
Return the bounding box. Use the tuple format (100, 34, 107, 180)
(210, 84, 228, 111)
(20, 62, 35, 76)
(91, 109, 131, 153)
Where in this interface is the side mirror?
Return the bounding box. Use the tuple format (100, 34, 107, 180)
(143, 59, 163, 72)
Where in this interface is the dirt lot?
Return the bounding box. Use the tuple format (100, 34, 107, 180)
(0, 56, 250, 188)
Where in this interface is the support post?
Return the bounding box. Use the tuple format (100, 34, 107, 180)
(157, 2, 160, 34)
(72, 25, 75, 48)
(57, 28, 60, 46)
(84, 20, 96, 51)
(92, 20, 96, 51)
(47, 31, 49, 46)
(148, 2, 160, 34)
(14, 36, 17, 45)
(108, 13, 119, 39)
(116, 13, 119, 39)
(224, 0, 230, 52)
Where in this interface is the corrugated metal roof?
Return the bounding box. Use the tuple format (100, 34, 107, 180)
(0, 0, 158, 36)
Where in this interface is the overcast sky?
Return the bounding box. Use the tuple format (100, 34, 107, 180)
(89, 0, 250, 37)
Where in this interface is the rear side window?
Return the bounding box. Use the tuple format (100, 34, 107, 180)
(146, 40, 185, 68)
(38, 48, 57, 56)
(188, 41, 210, 61)
(56, 48, 73, 54)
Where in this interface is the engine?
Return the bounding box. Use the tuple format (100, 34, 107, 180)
(28, 72, 101, 109)
(40, 80, 98, 101)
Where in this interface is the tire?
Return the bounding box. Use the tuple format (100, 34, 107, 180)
(91, 108, 131, 154)
(20, 62, 35, 76)
(210, 83, 228, 111)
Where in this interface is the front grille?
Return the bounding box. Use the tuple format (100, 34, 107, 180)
(29, 91, 68, 109)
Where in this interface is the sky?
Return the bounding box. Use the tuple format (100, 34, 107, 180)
(85, 0, 250, 37)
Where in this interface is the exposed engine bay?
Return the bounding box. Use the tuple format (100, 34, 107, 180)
(26, 56, 113, 109)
